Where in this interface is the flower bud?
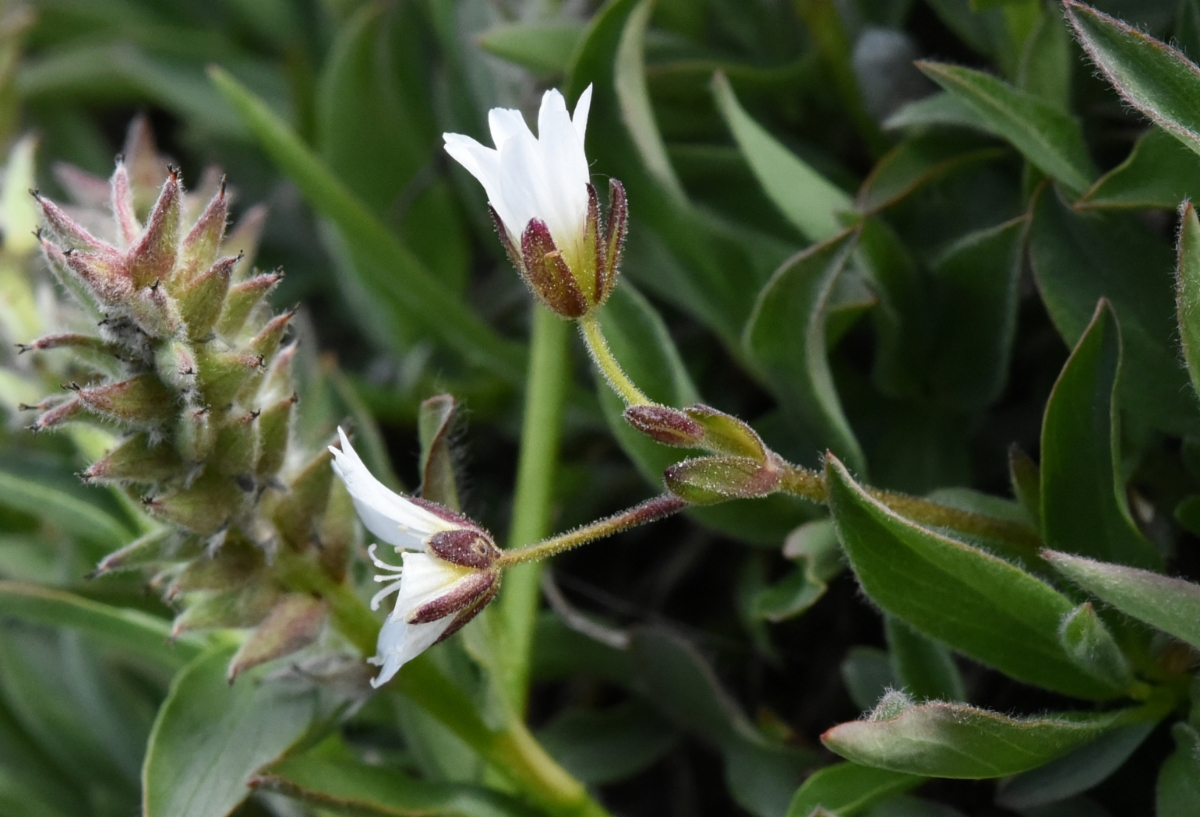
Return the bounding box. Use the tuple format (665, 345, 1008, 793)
(329, 428, 502, 687)
(227, 593, 326, 681)
(84, 432, 182, 484)
(444, 86, 626, 318)
(624, 403, 769, 461)
(664, 454, 783, 504)
(73, 373, 175, 429)
(217, 270, 282, 338)
(175, 255, 236, 340)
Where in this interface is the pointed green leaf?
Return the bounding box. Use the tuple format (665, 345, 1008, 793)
(857, 134, 1006, 214)
(142, 645, 322, 817)
(1176, 200, 1200, 401)
(417, 394, 461, 511)
(712, 71, 852, 242)
(1065, 0, 1200, 160)
(1030, 186, 1196, 433)
(885, 617, 966, 703)
(0, 465, 131, 551)
(1045, 550, 1200, 649)
(786, 762, 921, 817)
(927, 216, 1025, 410)
(825, 456, 1121, 700)
(477, 22, 586, 76)
(1078, 128, 1200, 210)
(745, 230, 866, 472)
(823, 700, 1142, 778)
(254, 742, 539, 816)
(0, 581, 201, 669)
(1157, 723, 1200, 817)
(1039, 300, 1162, 570)
(917, 61, 1096, 191)
(995, 722, 1153, 809)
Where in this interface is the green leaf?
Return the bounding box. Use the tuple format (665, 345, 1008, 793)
(786, 762, 922, 817)
(1058, 602, 1134, 691)
(995, 722, 1153, 809)
(840, 646, 898, 712)
(857, 134, 1007, 214)
(926, 216, 1025, 410)
(537, 701, 678, 786)
(1008, 445, 1042, 532)
(916, 61, 1096, 191)
(629, 628, 810, 817)
(417, 395, 461, 511)
(822, 699, 1142, 778)
(253, 741, 538, 817)
(0, 465, 131, 552)
(1045, 550, 1200, 650)
(1157, 723, 1200, 817)
(1029, 185, 1196, 434)
(477, 22, 586, 76)
(1039, 300, 1163, 570)
(885, 617, 966, 703)
(883, 91, 994, 133)
(712, 71, 853, 242)
(752, 519, 844, 621)
(1078, 128, 1200, 210)
(1018, 3, 1072, 111)
(317, 4, 469, 296)
(142, 644, 323, 817)
(745, 229, 866, 472)
(824, 456, 1121, 700)
(0, 581, 201, 669)
(1177, 200, 1200, 401)
(614, 0, 685, 201)
(1065, 0, 1200, 160)
(207, 67, 525, 385)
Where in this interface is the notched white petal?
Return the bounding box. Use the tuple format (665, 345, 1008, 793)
(329, 427, 454, 549)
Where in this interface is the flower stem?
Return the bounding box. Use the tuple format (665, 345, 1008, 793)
(777, 463, 1041, 551)
(499, 494, 688, 566)
(578, 312, 652, 407)
(278, 550, 613, 817)
(499, 304, 572, 713)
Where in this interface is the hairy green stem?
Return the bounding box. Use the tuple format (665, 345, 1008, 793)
(280, 551, 612, 817)
(500, 305, 572, 713)
(779, 463, 1041, 550)
(499, 494, 688, 566)
(578, 313, 651, 407)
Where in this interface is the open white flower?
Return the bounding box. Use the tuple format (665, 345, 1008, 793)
(330, 428, 501, 687)
(443, 85, 627, 319)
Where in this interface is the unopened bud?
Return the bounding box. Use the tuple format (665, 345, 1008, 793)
(272, 447, 334, 548)
(143, 471, 245, 534)
(93, 529, 202, 575)
(1059, 602, 1133, 691)
(127, 168, 181, 288)
(75, 373, 175, 429)
(165, 535, 263, 598)
(84, 432, 181, 483)
(255, 393, 295, 478)
(227, 593, 325, 681)
(664, 455, 782, 504)
(171, 584, 280, 635)
(177, 405, 215, 462)
(193, 345, 262, 407)
(29, 396, 84, 432)
(217, 271, 282, 338)
(684, 405, 768, 461)
(211, 411, 259, 478)
(175, 255, 236, 340)
(177, 181, 228, 285)
(155, 338, 197, 392)
(624, 404, 706, 447)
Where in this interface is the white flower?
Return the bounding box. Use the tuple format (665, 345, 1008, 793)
(443, 85, 627, 319)
(330, 428, 501, 688)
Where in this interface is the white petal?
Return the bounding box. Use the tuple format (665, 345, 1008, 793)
(328, 428, 453, 550)
(572, 85, 593, 143)
(536, 89, 590, 262)
(443, 134, 515, 233)
(392, 552, 471, 619)
(489, 107, 534, 148)
(369, 615, 455, 687)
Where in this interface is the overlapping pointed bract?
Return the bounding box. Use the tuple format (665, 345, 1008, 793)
(13, 120, 352, 676)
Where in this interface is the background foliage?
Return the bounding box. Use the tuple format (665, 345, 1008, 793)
(1, 0, 1200, 816)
